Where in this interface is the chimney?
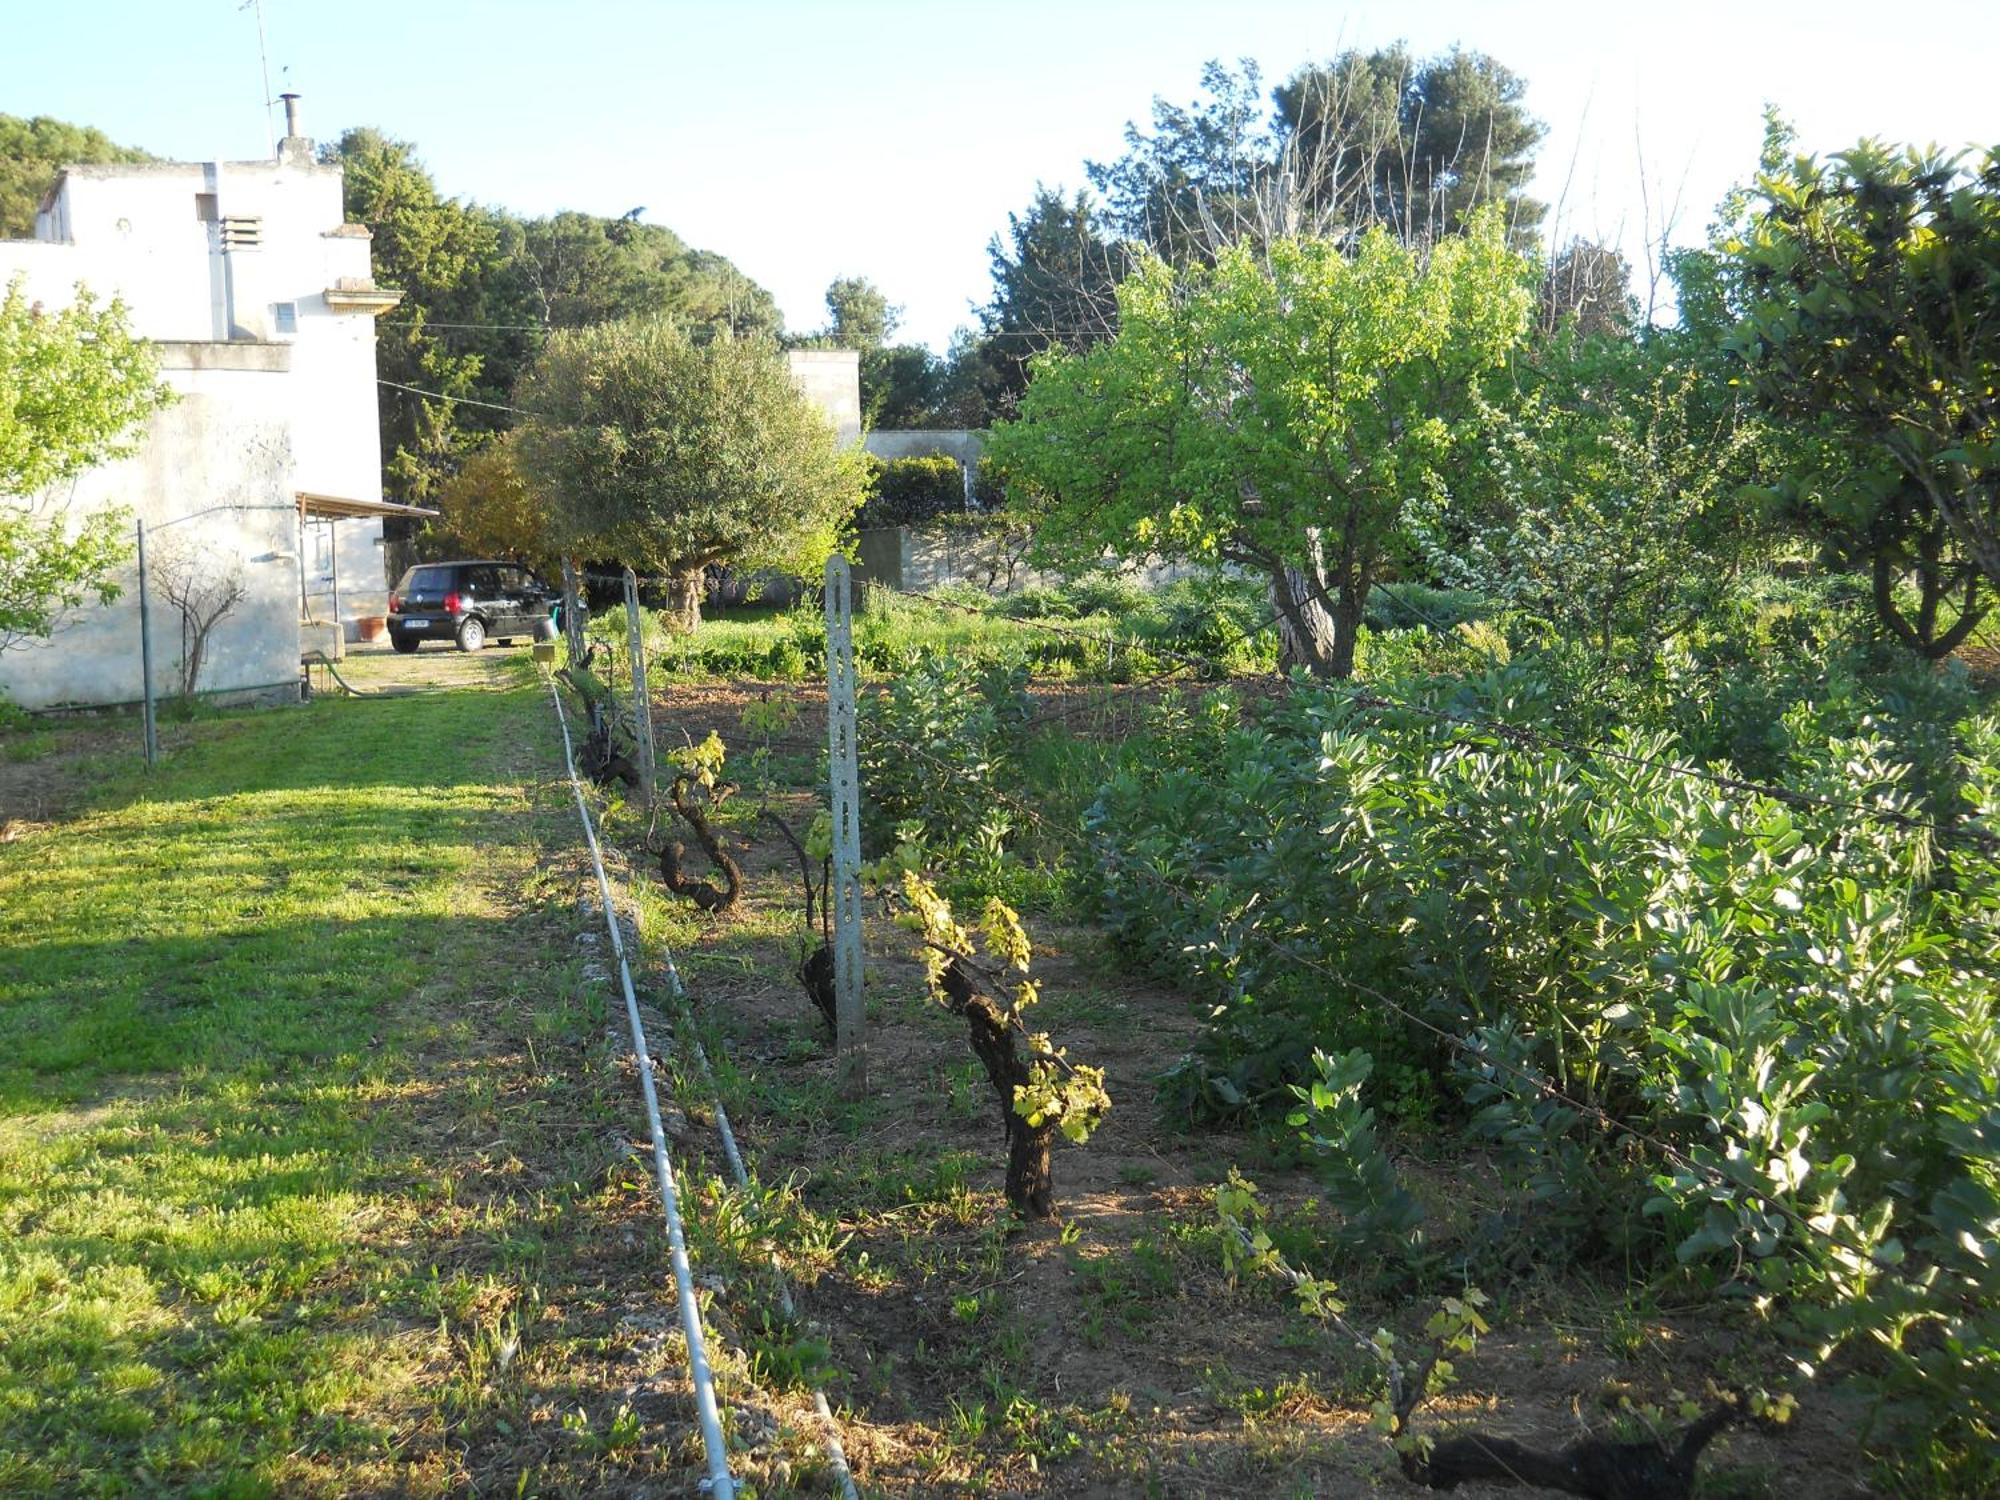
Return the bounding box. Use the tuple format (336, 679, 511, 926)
(277, 92, 311, 164)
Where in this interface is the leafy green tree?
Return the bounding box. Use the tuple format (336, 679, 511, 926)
(978, 186, 1127, 416)
(986, 211, 1534, 677)
(862, 343, 944, 428)
(515, 319, 865, 628)
(510, 212, 780, 336)
(328, 129, 507, 505)
(1087, 51, 1546, 260)
(330, 130, 784, 506)
(825, 276, 898, 349)
(0, 114, 151, 238)
(426, 432, 558, 576)
(1412, 335, 1757, 660)
(1727, 140, 2000, 655)
(0, 279, 172, 651)
(1276, 47, 1546, 246)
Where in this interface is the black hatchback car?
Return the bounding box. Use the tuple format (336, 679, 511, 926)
(388, 561, 556, 652)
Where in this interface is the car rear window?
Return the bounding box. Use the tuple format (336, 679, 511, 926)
(399, 565, 454, 593)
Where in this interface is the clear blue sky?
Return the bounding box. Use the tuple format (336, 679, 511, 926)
(9, 1, 1999, 349)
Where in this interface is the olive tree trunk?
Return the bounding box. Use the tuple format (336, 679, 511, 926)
(661, 567, 705, 632)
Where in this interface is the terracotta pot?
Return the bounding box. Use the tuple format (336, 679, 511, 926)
(356, 615, 388, 643)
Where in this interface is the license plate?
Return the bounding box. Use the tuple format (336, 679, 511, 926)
(401, 618, 426, 629)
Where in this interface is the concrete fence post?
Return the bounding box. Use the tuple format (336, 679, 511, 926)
(136, 518, 159, 769)
(623, 567, 657, 815)
(824, 554, 867, 1098)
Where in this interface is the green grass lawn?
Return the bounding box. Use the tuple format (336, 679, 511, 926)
(0, 655, 710, 1496)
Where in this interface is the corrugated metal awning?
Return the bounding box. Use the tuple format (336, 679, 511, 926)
(297, 491, 438, 520)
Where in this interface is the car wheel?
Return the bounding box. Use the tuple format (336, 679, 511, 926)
(497, 637, 514, 646)
(456, 617, 487, 652)
(392, 633, 421, 654)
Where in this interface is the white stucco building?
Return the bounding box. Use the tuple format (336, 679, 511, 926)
(0, 97, 411, 710)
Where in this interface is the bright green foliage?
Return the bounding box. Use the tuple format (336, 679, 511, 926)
(1412, 334, 1760, 661)
(1728, 141, 2000, 654)
(858, 649, 1028, 858)
(0, 113, 151, 237)
(0, 279, 171, 652)
(667, 729, 728, 788)
(515, 318, 866, 623)
(986, 212, 1534, 677)
(1286, 1048, 1425, 1255)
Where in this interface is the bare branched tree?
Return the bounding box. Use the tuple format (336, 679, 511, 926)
(150, 537, 247, 698)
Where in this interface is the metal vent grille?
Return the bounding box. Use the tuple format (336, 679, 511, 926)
(219, 215, 262, 249)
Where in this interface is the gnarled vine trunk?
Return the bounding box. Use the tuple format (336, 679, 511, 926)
(1401, 1401, 1738, 1499)
(657, 773, 742, 912)
(937, 955, 1057, 1219)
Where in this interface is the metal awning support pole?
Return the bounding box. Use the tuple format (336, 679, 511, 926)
(328, 517, 341, 643)
(136, 519, 159, 769)
(296, 503, 310, 621)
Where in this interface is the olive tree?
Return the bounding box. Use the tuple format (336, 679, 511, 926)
(515, 318, 865, 628)
(985, 210, 1533, 676)
(1, 278, 172, 653)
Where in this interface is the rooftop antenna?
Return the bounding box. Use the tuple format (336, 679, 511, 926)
(242, 0, 276, 152)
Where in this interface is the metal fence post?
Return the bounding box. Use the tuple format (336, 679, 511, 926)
(561, 557, 584, 663)
(136, 518, 158, 769)
(824, 555, 867, 1097)
(623, 567, 657, 815)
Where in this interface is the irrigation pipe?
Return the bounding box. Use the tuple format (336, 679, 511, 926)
(630, 889, 863, 1500)
(545, 670, 736, 1500)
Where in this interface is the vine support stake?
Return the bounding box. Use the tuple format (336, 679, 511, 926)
(825, 554, 867, 1098)
(136, 517, 159, 769)
(622, 567, 657, 814)
(560, 556, 584, 663)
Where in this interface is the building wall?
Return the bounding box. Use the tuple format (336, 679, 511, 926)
(0, 344, 299, 711)
(861, 428, 985, 468)
(0, 141, 397, 706)
(786, 349, 862, 448)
